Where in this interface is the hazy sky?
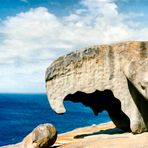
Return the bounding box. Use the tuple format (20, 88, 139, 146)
(0, 0, 148, 93)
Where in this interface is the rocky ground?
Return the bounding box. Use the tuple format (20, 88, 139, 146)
(1, 122, 148, 148)
(54, 122, 148, 148)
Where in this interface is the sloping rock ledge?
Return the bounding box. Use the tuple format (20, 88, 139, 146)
(55, 122, 148, 148)
(1, 122, 148, 148)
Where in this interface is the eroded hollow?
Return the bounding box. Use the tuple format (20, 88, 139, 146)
(64, 89, 131, 132)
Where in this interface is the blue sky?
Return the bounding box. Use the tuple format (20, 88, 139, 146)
(0, 0, 148, 93)
(0, 0, 77, 19)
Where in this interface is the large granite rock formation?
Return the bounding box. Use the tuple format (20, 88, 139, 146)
(45, 41, 148, 134)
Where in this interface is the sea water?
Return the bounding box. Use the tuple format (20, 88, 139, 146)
(0, 93, 111, 146)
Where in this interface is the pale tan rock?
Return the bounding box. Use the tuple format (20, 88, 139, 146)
(0, 143, 22, 148)
(1, 122, 148, 148)
(23, 123, 57, 148)
(54, 122, 148, 148)
(46, 41, 148, 133)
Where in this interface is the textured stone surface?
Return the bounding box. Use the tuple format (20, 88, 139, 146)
(46, 41, 148, 134)
(23, 123, 57, 148)
(2, 122, 148, 148)
(55, 122, 148, 148)
(1, 123, 57, 148)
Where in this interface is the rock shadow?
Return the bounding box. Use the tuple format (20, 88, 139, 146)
(65, 89, 131, 132)
(74, 127, 125, 139)
(51, 146, 60, 148)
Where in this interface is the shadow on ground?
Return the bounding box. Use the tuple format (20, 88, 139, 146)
(74, 128, 127, 139)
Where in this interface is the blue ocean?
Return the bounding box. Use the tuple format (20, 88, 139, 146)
(0, 93, 111, 146)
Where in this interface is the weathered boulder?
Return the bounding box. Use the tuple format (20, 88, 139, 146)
(45, 41, 148, 134)
(1, 123, 57, 148)
(23, 123, 57, 148)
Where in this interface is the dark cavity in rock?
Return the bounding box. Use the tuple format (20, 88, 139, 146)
(65, 90, 131, 132)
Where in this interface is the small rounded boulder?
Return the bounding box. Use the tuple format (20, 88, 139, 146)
(32, 123, 57, 148)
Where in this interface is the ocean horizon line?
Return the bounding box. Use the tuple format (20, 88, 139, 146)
(0, 92, 46, 95)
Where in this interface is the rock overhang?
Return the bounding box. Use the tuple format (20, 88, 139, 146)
(45, 41, 148, 133)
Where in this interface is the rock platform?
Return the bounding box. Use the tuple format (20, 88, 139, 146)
(55, 122, 148, 148)
(1, 122, 148, 148)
